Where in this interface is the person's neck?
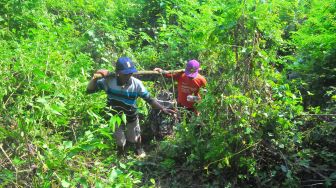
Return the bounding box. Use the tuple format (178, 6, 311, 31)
(117, 77, 130, 86)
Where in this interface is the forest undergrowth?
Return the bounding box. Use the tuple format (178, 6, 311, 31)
(0, 0, 335, 187)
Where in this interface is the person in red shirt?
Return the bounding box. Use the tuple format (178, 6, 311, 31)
(154, 60, 207, 114)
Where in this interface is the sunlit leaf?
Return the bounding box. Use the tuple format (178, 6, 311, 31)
(61, 180, 70, 188)
(121, 113, 127, 125)
(63, 141, 72, 149)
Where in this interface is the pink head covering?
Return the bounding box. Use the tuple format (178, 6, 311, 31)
(185, 60, 200, 78)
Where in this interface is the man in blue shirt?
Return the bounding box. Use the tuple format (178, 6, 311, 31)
(87, 57, 175, 157)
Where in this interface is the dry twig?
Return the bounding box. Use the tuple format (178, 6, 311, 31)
(0, 143, 18, 184)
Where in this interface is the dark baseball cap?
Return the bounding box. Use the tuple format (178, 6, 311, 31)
(116, 57, 138, 74)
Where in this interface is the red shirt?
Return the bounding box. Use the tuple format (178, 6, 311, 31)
(165, 72, 207, 109)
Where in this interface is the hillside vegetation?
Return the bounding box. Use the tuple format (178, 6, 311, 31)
(0, 0, 335, 187)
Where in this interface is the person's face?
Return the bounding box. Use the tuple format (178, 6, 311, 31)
(118, 72, 132, 84)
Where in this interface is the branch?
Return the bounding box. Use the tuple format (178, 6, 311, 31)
(204, 140, 261, 171)
(301, 114, 336, 116)
(0, 143, 18, 184)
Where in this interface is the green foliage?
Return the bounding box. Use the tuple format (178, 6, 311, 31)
(1, 0, 335, 187)
(0, 0, 143, 186)
(291, 0, 336, 108)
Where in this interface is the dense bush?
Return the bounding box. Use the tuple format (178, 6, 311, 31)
(0, 0, 335, 187)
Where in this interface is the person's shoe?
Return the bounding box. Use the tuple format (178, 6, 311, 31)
(136, 148, 146, 158)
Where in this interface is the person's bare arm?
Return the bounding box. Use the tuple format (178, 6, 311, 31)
(149, 99, 176, 115)
(86, 78, 99, 93)
(86, 69, 109, 93)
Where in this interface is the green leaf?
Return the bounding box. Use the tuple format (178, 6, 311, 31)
(280, 165, 287, 173)
(0, 169, 15, 181)
(121, 113, 127, 125)
(224, 157, 230, 167)
(61, 180, 70, 188)
(99, 128, 113, 140)
(67, 148, 82, 158)
(109, 117, 116, 132)
(78, 177, 88, 187)
(109, 169, 118, 181)
(51, 104, 63, 115)
(330, 172, 336, 180)
(87, 30, 94, 37)
(150, 178, 155, 185)
(217, 162, 223, 169)
(298, 159, 310, 168)
(331, 95, 336, 101)
(116, 116, 121, 126)
(80, 144, 96, 151)
(245, 127, 252, 134)
(278, 143, 284, 149)
(33, 68, 45, 78)
(286, 170, 292, 179)
(119, 162, 126, 169)
(13, 157, 24, 166)
(307, 91, 314, 96)
(36, 97, 47, 104)
(87, 110, 100, 120)
(63, 141, 73, 149)
(95, 181, 103, 188)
